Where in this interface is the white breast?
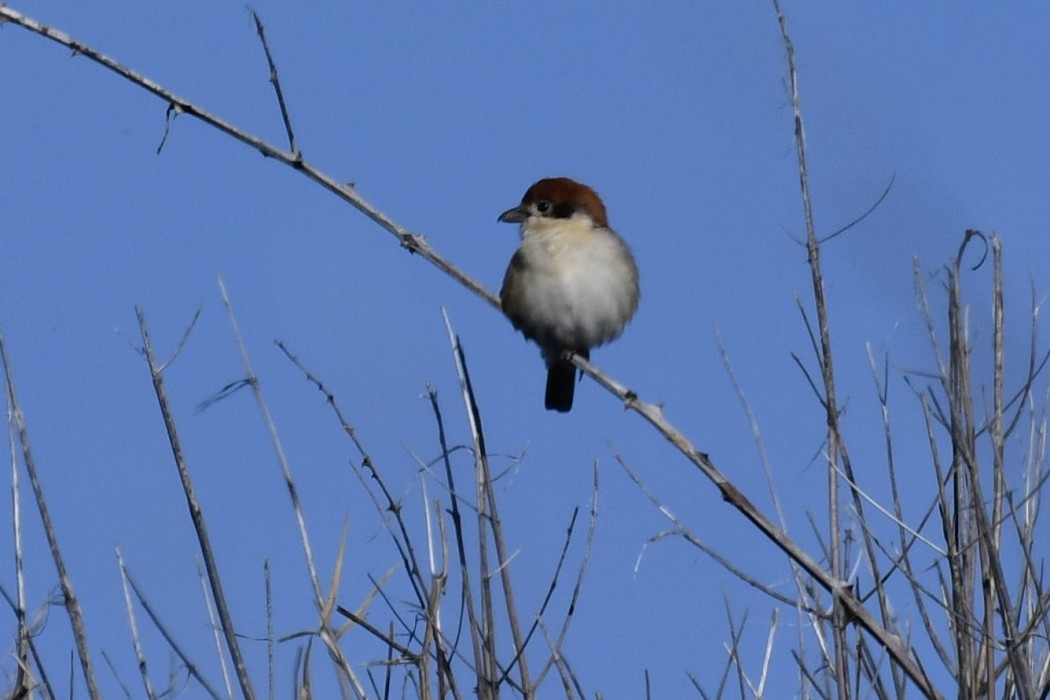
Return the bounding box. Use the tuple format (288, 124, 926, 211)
(513, 219, 639, 351)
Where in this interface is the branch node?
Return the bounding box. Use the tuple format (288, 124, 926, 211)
(400, 233, 423, 254)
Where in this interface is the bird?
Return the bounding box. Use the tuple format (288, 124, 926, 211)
(498, 177, 640, 412)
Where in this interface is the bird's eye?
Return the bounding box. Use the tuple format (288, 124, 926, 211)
(536, 200, 552, 214)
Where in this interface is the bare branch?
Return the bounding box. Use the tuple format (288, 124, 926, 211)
(134, 306, 252, 700)
(819, 174, 895, 244)
(442, 308, 531, 694)
(250, 9, 300, 157)
(1, 329, 102, 699)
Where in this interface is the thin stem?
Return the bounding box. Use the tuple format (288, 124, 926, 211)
(134, 307, 253, 700)
(1, 330, 101, 699)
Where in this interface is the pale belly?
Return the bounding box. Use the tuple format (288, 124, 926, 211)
(503, 228, 639, 351)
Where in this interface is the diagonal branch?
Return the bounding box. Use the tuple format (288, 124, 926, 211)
(2, 7, 942, 696)
(0, 6, 497, 312)
(250, 8, 299, 157)
(1, 330, 102, 700)
(574, 353, 938, 697)
(134, 307, 255, 700)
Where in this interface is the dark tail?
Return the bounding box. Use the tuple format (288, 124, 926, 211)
(544, 349, 588, 412)
(545, 360, 575, 412)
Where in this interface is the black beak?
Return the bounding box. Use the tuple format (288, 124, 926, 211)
(498, 205, 528, 224)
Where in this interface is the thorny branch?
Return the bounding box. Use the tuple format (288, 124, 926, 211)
(11, 5, 1034, 698)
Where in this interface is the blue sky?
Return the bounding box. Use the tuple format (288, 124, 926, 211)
(3, 3, 1050, 697)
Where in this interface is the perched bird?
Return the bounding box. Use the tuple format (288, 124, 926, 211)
(498, 177, 640, 412)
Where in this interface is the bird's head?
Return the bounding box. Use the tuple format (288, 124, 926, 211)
(498, 177, 609, 231)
